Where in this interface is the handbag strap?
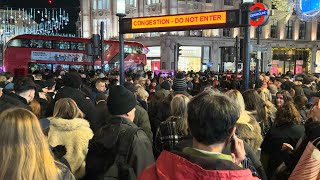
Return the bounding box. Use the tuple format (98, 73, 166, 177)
(115, 127, 141, 164)
(312, 137, 320, 149)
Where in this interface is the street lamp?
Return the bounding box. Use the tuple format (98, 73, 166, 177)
(117, 0, 126, 85)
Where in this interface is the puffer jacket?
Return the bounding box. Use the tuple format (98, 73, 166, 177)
(138, 150, 259, 180)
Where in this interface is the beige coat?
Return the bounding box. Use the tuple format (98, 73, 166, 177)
(48, 117, 93, 179)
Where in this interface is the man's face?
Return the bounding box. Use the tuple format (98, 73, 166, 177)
(22, 89, 35, 104)
(96, 82, 107, 92)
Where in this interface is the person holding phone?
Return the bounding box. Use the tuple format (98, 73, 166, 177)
(139, 90, 258, 180)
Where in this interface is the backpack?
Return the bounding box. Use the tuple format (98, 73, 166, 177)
(102, 127, 141, 180)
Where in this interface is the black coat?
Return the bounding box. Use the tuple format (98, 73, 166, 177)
(46, 86, 99, 132)
(84, 116, 154, 180)
(0, 90, 31, 112)
(260, 122, 305, 179)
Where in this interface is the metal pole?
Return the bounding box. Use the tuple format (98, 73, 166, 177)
(173, 44, 177, 72)
(220, 48, 224, 73)
(243, 13, 251, 90)
(255, 26, 261, 88)
(100, 21, 105, 73)
(116, 13, 126, 85)
(235, 36, 239, 78)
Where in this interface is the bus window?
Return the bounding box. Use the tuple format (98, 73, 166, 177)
(124, 45, 132, 53)
(7, 39, 30, 48)
(71, 42, 85, 51)
(28, 63, 52, 74)
(53, 64, 69, 72)
(132, 46, 143, 54)
(105, 43, 111, 51)
(53, 41, 71, 50)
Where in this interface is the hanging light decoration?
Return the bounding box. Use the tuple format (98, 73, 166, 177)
(270, 0, 295, 24)
(0, 7, 71, 43)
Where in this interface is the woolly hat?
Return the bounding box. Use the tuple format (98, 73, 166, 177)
(62, 73, 82, 89)
(160, 81, 171, 91)
(172, 72, 187, 92)
(107, 85, 136, 115)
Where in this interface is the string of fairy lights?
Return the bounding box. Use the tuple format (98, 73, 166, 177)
(0, 7, 73, 42)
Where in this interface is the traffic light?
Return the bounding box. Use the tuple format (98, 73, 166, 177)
(86, 34, 101, 57)
(177, 43, 182, 60)
(48, 0, 53, 5)
(92, 34, 101, 57)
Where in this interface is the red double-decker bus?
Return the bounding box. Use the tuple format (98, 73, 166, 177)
(3, 34, 147, 76)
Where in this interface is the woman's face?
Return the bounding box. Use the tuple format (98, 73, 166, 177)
(276, 94, 284, 108)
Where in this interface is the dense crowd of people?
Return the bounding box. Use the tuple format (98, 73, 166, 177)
(1, 69, 320, 180)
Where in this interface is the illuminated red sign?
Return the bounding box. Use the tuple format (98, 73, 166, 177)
(250, 3, 269, 26)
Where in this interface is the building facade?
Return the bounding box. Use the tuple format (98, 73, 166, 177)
(80, 0, 320, 74)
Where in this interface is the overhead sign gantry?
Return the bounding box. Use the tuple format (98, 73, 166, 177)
(121, 10, 247, 34)
(116, 5, 268, 90)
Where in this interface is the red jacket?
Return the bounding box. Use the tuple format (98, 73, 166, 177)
(138, 151, 259, 180)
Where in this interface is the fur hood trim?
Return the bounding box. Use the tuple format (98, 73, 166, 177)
(49, 117, 90, 131)
(237, 111, 254, 131)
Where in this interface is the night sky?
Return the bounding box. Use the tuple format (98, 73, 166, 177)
(0, 0, 80, 34)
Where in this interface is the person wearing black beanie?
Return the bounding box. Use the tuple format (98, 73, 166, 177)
(107, 85, 137, 116)
(85, 85, 155, 179)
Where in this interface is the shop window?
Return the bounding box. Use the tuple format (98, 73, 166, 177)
(286, 20, 293, 39)
(299, 21, 306, 40)
(270, 19, 278, 38)
(224, 0, 233, 6)
(223, 28, 231, 37)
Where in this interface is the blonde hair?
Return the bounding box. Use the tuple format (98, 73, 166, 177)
(136, 86, 149, 101)
(0, 108, 58, 180)
(53, 98, 84, 119)
(225, 90, 246, 113)
(168, 94, 190, 135)
(0, 76, 6, 83)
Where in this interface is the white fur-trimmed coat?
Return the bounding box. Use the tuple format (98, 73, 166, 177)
(48, 117, 93, 179)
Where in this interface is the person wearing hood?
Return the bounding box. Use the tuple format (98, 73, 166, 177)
(48, 98, 93, 179)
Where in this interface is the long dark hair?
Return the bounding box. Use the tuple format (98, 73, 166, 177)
(275, 101, 301, 125)
(242, 89, 267, 123)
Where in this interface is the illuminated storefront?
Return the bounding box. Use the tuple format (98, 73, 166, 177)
(271, 48, 311, 75)
(146, 46, 161, 71)
(178, 46, 202, 72)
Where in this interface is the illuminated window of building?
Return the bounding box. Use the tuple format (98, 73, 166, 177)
(127, 0, 137, 7)
(223, 28, 231, 37)
(270, 19, 278, 38)
(285, 20, 293, 39)
(299, 21, 306, 40)
(224, 0, 233, 6)
(203, 30, 212, 37)
(93, 0, 109, 10)
(317, 22, 320, 40)
(146, 0, 160, 4)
